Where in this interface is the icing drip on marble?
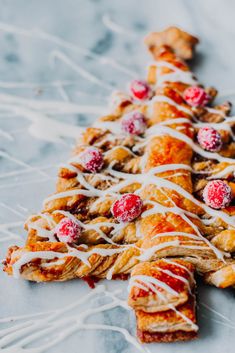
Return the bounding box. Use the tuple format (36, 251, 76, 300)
(0, 285, 148, 353)
(1, 15, 235, 353)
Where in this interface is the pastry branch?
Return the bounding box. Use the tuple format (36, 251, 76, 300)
(128, 260, 198, 343)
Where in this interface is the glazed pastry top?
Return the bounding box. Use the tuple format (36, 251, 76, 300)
(3, 27, 235, 290)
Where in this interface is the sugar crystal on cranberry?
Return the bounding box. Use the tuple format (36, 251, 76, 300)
(184, 86, 210, 107)
(121, 111, 146, 135)
(111, 194, 143, 222)
(129, 80, 151, 100)
(55, 217, 82, 243)
(203, 180, 232, 209)
(198, 126, 222, 152)
(80, 147, 104, 173)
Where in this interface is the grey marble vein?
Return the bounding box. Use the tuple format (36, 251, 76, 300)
(0, 0, 235, 352)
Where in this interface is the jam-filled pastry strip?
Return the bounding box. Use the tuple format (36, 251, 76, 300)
(4, 210, 235, 287)
(136, 297, 197, 343)
(4, 236, 235, 287)
(128, 260, 195, 312)
(28, 76, 229, 240)
(143, 33, 235, 255)
(3, 27, 235, 288)
(191, 106, 235, 252)
(27, 43, 235, 249)
(128, 260, 198, 343)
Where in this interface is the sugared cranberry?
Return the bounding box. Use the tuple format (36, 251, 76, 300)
(184, 86, 210, 107)
(129, 80, 151, 100)
(80, 147, 104, 173)
(121, 111, 146, 135)
(111, 194, 143, 222)
(55, 217, 82, 243)
(203, 180, 232, 209)
(198, 126, 222, 152)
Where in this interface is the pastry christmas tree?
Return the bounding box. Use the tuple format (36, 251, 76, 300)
(3, 26, 235, 343)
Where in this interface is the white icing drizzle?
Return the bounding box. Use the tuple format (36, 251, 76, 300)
(154, 268, 192, 293)
(104, 145, 138, 158)
(1, 16, 234, 350)
(0, 221, 24, 242)
(109, 90, 132, 111)
(56, 80, 70, 101)
(0, 202, 26, 219)
(45, 165, 235, 229)
(195, 120, 235, 140)
(0, 21, 137, 77)
(169, 303, 198, 331)
(0, 203, 26, 243)
(0, 78, 81, 89)
(27, 222, 57, 242)
(0, 92, 107, 115)
(0, 151, 50, 179)
(52, 210, 126, 246)
(163, 258, 195, 284)
(128, 259, 198, 331)
(207, 107, 225, 116)
(0, 22, 121, 145)
(93, 120, 122, 134)
(161, 117, 235, 141)
(160, 117, 191, 125)
(152, 231, 204, 241)
(38, 212, 57, 228)
(0, 163, 56, 180)
(207, 165, 235, 180)
(138, 240, 180, 261)
(148, 60, 235, 144)
(12, 245, 129, 278)
(50, 50, 114, 91)
(0, 176, 53, 190)
(200, 301, 235, 325)
(148, 95, 193, 116)
(146, 125, 235, 164)
(0, 285, 148, 353)
(102, 14, 138, 38)
(41, 259, 66, 268)
(0, 127, 13, 140)
(129, 274, 179, 296)
(0, 105, 79, 142)
(149, 60, 198, 87)
(34, 149, 230, 271)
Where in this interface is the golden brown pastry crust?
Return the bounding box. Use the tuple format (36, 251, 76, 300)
(136, 296, 196, 332)
(136, 296, 197, 342)
(144, 26, 199, 60)
(128, 260, 195, 312)
(5, 27, 235, 346)
(3, 26, 235, 292)
(129, 260, 197, 343)
(137, 328, 197, 343)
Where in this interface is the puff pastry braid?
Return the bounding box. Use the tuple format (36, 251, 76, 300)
(128, 260, 198, 342)
(4, 27, 235, 293)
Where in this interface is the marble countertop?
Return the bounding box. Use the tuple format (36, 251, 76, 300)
(0, 0, 235, 352)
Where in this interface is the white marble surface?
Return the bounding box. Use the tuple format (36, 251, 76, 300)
(0, 0, 235, 352)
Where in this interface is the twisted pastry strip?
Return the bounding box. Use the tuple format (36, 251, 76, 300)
(4, 230, 234, 288)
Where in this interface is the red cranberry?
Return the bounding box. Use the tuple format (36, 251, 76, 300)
(203, 180, 232, 209)
(198, 126, 222, 152)
(129, 80, 151, 100)
(80, 147, 104, 173)
(111, 194, 143, 222)
(184, 86, 210, 107)
(121, 111, 146, 135)
(55, 217, 82, 243)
